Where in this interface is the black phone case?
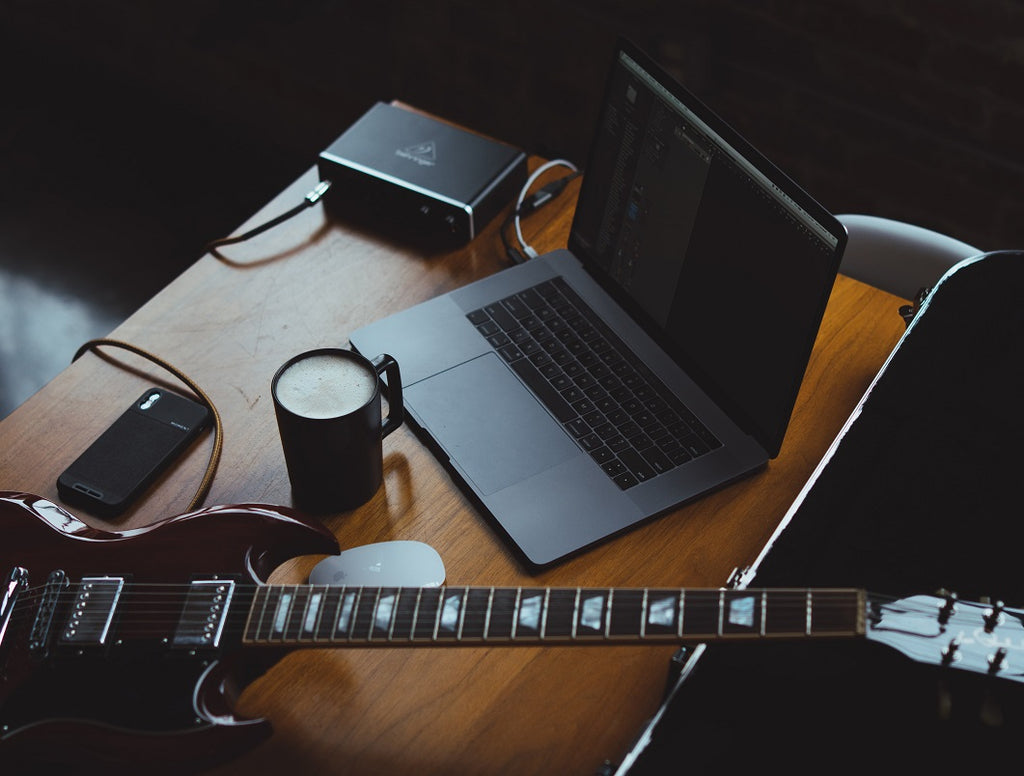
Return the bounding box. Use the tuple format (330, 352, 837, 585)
(57, 387, 211, 517)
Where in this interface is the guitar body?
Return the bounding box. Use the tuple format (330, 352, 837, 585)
(0, 491, 338, 772)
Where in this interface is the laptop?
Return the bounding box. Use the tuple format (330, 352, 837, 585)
(350, 38, 847, 568)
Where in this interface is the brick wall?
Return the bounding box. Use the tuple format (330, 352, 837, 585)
(5, 0, 1023, 251)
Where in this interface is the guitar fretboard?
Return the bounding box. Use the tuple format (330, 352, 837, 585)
(243, 586, 865, 646)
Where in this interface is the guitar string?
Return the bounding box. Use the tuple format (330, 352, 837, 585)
(5, 585, 880, 639)
(5, 613, 869, 641)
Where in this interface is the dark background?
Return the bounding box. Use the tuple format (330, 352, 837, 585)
(628, 249, 1024, 775)
(2, 0, 1022, 418)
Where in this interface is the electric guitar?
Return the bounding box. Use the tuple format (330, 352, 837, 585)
(2, 491, 1022, 772)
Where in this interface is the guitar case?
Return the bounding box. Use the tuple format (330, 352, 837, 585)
(621, 250, 1024, 774)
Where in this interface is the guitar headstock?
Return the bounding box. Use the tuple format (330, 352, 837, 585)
(867, 592, 1024, 683)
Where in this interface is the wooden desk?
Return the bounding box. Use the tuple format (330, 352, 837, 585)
(0, 161, 907, 775)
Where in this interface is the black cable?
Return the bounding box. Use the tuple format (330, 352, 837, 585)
(205, 180, 332, 252)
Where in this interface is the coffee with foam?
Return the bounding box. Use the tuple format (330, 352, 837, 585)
(275, 352, 378, 419)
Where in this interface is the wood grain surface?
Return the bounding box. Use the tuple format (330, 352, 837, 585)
(0, 157, 907, 775)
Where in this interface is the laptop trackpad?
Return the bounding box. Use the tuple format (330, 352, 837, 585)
(405, 353, 580, 496)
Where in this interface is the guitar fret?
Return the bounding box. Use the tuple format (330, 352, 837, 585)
(245, 586, 268, 641)
(431, 589, 443, 642)
(462, 588, 491, 641)
(352, 588, 378, 641)
(763, 589, 813, 636)
(677, 590, 683, 637)
(511, 588, 522, 638)
(285, 586, 311, 641)
(487, 588, 517, 640)
(482, 587, 495, 640)
(805, 589, 812, 635)
(433, 588, 449, 640)
(270, 588, 287, 638)
(336, 589, 358, 639)
(435, 588, 461, 640)
(261, 587, 286, 641)
(457, 587, 470, 640)
(386, 588, 400, 641)
(604, 589, 613, 638)
(256, 586, 278, 641)
(808, 589, 863, 635)
(608, 589, 644, 637)
(277, 587, 296, 639)
(409, 588, 422, 641)
(413, 588, 441, 641)
(571, 588, 580, 639)
(317, 588, 341, 641)
(240, 585, 867, 647)
(243, 584, 1022, 697)
(280, 585, 296, 640)
(367, 589, 383, 640)
(540, 590, 551, 638)
(544, 589, 576, 639)
(644, 590, 679, 637)
(576, 589, 607, 638)
(525, 589, 544, 638)
(372, 588, 398, 641)
(392, 588, 418, 641)
(316, 586, 335, 641)
(516, 589, 544, 639)
(641, 589, 649, 638)
(680, 590, 718, 637)
(458, 588, 471, 638)
(301, 587, 323, 639)
(440, 588, 456, 640)
(720, 590, 762, 637)
(260, 586, 275, 640)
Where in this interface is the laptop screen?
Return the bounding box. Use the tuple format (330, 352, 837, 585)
(569, 40, 846, 457)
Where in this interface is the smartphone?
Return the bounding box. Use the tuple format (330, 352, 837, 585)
(57, 387, 212, 517)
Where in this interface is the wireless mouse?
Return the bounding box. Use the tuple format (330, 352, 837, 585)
(308, 540, 446, 588)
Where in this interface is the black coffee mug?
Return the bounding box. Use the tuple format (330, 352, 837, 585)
(272, 347, 403, 513)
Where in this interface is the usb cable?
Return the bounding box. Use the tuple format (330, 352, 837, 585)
(205, 180, 333, 253)
(505, 158, 580, 264)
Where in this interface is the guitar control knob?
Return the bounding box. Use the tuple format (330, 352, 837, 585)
(988, 647, 1008, 674)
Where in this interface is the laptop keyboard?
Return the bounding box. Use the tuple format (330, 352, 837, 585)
(467, 278, 721, 489)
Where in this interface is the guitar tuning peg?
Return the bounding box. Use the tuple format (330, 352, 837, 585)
(984, 600, 1005, 633)
(988, 647, 1008, 674)
(937, 590, 958, 625)
(941, 636, 961, 666)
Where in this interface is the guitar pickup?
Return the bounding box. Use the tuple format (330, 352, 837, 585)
(29, 569, 68, 656)
(172, 579, 236, 650)
(59, 576, 125, 648)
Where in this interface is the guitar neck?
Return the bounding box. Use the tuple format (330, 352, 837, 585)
(243, 585, 867, 646)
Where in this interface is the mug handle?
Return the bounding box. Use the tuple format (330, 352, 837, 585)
(371, 353, 404, 438)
